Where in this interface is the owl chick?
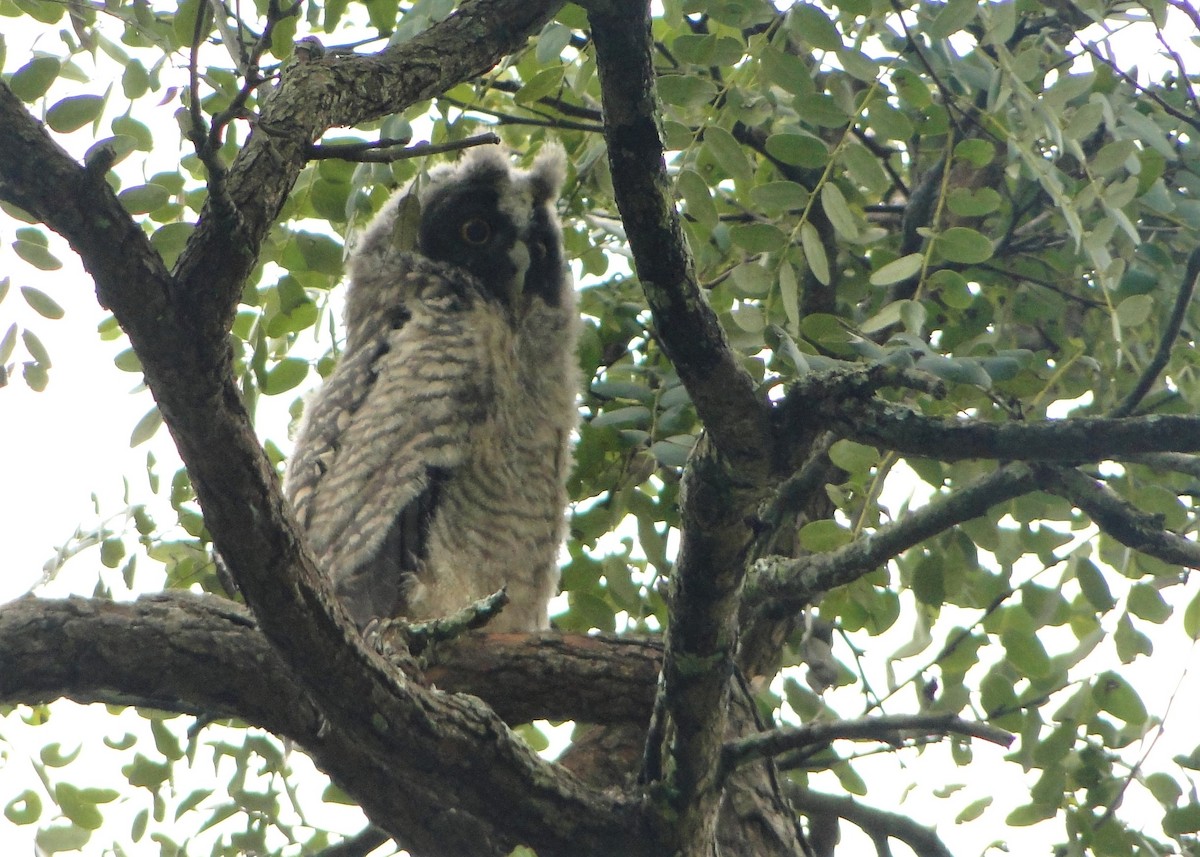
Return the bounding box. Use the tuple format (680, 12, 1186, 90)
(284, 144, 577, 632)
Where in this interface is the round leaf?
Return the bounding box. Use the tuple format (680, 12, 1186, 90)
(46, 95, 106, 133)
(937, 227, 993, 264)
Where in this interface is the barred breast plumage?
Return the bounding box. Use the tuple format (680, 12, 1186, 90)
(284, 143, 577, 632)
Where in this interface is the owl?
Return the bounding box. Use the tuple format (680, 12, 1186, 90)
(284, 144, 577, 632)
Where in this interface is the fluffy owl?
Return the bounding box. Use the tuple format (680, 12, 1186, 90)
(284, 144, 577, 632)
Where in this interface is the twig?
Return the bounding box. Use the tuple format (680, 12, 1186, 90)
(1110, 246, 1200, 417)
(307, 132, 501, 162)
(722, 713, 1013, 778)
(440, 95, 604, 133)
(1077, 41, 1200, 134)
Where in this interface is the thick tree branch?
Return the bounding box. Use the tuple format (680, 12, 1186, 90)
(1031, 465, 1200, 568)
(588, 2, 772, 469)
(589, 5, 780, 853)
(803, 395, 1200, 461)
(0, 594, 661, 731)
(586, 4, 800, 844)
(746, 465, 1039, 610)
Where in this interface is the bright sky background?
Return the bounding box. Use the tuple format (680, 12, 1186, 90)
(3, 3, 1200, 855)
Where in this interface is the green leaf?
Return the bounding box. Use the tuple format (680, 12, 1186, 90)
(1164, 804, 1200, 836)
(1145, 772, 1182, 806)
(820, 184, 858, 240)
(868, 253, 923, 287)
(514, 67, 562, 105)
(1006, 802, 1057, 826)
(764, 133, 828, 168)
(35, 824, 90, 853)
(828, 439, 879, 473)
(1127, 583, 1171, 623)
(657, 75, 718, 108)
(798, 519, 853, 552)
(936, 227, 993, 264)
(54, 784, 103, 830)
(5, 791, 41, 825)
(676, 169, 717, 229)
(130, 406, 163, 447)
(912, 554, 945, 606)
(702, 126, 753, 184)
(1184, 590, 1200, 639)
(788, 4, 842, 51)
(118, 184, 171, 215)
(591, 406, 651, 430)
(1075, 558, 1115, 612)
(1113, 613, 1152, 664)
(13, 238, 62, 271)
(954, 139, 995, 168)
(1001, 629, 1051, 678)
(46, 95, 106, 133)
(150, 222, 195, 269)
(750, 181, 808, 215)
(649, 438, 693, 468)
(8, 56, 60, 101)
(1092, 671, 1148, 725)
(262, 357, 309, 395)
(928, 0, 978, 39)
(946, 187, 1001, 217)
(800, 222, 829, 285)
(20, 286, 64, 319)
(1114, 294, 1153, 327)
(41, 743, 81, 767)
(929, 269, 973, 309)
(0, 323, 16, 363)
(22, 328, 50, 365)
(121, 59, 150, 99)
(729, 223, 786, 253)
(955, 796, 992, 823)
(760, 47, 812, 95)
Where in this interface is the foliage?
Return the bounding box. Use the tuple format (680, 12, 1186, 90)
(3, 0, 1200, 854)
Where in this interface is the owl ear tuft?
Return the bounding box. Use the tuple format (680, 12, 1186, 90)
(528, 142, 567, 204)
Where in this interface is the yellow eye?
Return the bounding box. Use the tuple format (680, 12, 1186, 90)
(460, 218, 491, 245)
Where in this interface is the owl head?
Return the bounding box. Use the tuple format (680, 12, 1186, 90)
(350, 143, 569, 311)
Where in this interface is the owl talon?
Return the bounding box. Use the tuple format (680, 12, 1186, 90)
(364, 587, 510, 671)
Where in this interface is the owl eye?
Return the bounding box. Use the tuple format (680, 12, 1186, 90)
(460, 218, 491, 245)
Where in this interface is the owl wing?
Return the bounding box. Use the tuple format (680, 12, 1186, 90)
(285, 281, 489, 625)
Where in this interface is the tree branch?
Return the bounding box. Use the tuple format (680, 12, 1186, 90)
(1110, 246, 1200, 417)
(804, 395, 1200, 461)
(746, 465, 1039, 610)
(589, 6, 777, 852)
(788, 786, 955, 857)
(0, 594, 662, 732)
(1031, 464, 1200, 568)
(722, 714, 1013, 778)
(588, 1, 773, 469)
(172, 0, 569, 342)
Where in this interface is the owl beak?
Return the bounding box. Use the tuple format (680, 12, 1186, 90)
(503, 239, 532, 303)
